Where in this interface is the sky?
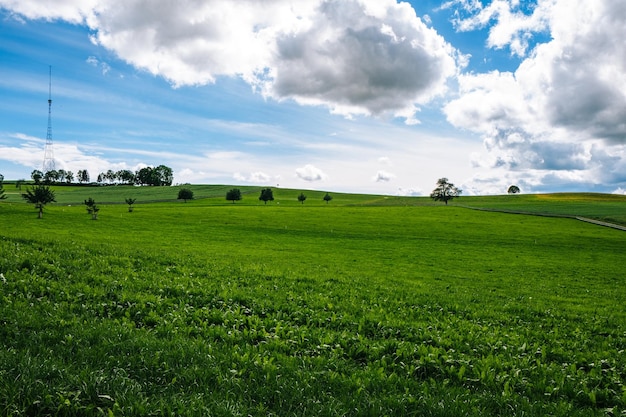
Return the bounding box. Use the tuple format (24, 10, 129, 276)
(0, 0, 625, 196)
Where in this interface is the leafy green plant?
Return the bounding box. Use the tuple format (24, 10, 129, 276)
(125, 197, 136, 212)
(84, 197, 99, 220)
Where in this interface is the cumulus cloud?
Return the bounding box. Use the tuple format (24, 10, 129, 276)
(373, 170, 395, 182)
(0, 0, 459, 120)
(265, 0, 457, 117)
(295, 164, 326, 182)
(233, 171, 273, 184)
(444, 0, 626, 192)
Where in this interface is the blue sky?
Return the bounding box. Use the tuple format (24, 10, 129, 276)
(1, 0, 625, 195)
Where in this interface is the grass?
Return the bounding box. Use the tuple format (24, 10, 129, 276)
(0, 188, 625, 416)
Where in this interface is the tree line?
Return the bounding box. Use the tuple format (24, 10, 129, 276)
(28, 165, 173, 187)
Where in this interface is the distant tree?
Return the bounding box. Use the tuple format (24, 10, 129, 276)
(323, 192, 333, 204)
(125, 197, 136, 212)
(31, 170, 43, 184)
(178, 188, 194, 202)
(105, 169, 116, 184)
(135, 165, 173, 186)
(298, 192, 307, 204)
(43, 170, 59, 184)
(117, 170, 135, 185)
(259, 188, 274, 205)
(22, 184, 56, 218)
(0, 174, 6, 200)
(430, 178, 461, 205)
(508, 185, 521, 194)
(57, 169, 67, 183)
(65, 171, 74, 184)
(226, 188, 242, 203)
(97, 172, 105, 184)
(77, 169, 90, 184)
(155, 165, 173, 186)
(84, 197, 100, 220)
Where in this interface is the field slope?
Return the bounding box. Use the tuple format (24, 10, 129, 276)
(0, 189, 624, 416)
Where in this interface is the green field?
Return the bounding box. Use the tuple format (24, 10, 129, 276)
(0, 187, 625, 416)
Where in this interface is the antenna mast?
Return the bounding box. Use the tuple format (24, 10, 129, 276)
(42, 65, 56, 173)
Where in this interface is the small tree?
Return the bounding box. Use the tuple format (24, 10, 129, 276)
(297, 192, 307, 205)
(430, 178, 461, 205)
(125, 198, 136, 212)
(226, 188, 242, 203)
(508, 185, 521, 194)
(84, 197, 100, 220)
(178, 188, 194, 202)
(323, 192, 333, 204)
(22, 184, 56, 218)
(259, 188, 274, 205)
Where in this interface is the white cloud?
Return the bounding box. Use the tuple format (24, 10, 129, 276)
(295, 164, 326, 182)
(396, 187, 422, 196)
(373, 170, 395, 182)
(233, 171, 273, 184)
(444, 0, 626, 193)
(0, 0, 459, 121)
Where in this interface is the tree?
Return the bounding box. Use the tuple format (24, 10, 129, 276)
(0, 174, 6, 200)
(297, 192, 307, 204)
(84, 197, 100, 220)
(508, 185, 521, 194)
(43, 170, 59, 184)
(117, 170, 135, 185)
(77, 169, 90, 184)
(57, 169, 67, 183)
(125, 198, 136, 212)
(154, 165, 173, 186)
(15, 179, 26, 190)
(22, 184, 56, 218)
(31, 169, 43, 184)
(259, 188, 274, 205)
(135, 165, 173, 186)
(323, 192, 333, 204)
(226, 188, 242, 203)
(64, 171, 74, 184)
(430, 178, 461, 205)
(178, 188, 194, 202)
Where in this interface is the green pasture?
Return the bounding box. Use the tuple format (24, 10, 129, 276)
(0, 188, 625, 416)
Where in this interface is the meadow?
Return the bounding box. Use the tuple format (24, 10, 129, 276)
(0, 186, 625, 416)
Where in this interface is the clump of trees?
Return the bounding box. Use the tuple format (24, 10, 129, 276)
(430, 178, 461, 205)
(30, 165, 173, 187)
(22, 184, 56, 218)
(259, 188, 274, 205)
(226, 188, 242, 203)
(178, 188, 194, 202)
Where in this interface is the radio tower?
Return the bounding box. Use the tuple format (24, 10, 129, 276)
(42, 65, 56, 173)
